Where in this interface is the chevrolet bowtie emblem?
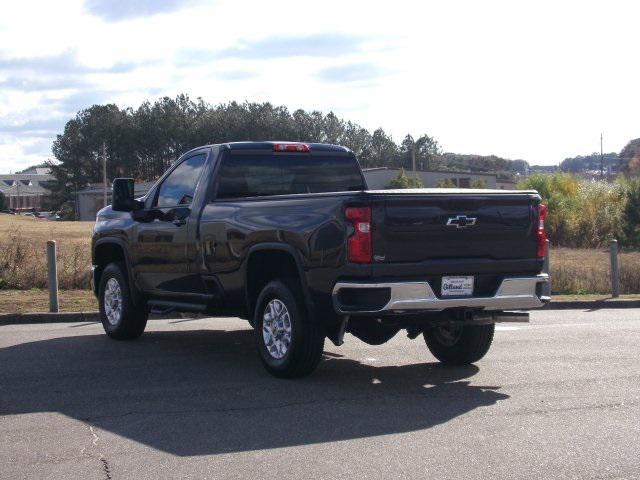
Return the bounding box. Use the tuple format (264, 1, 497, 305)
(446, 215, 477, 229)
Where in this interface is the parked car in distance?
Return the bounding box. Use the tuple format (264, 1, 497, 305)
(39, 211, 62, 221)
(92, 141, 550, 378)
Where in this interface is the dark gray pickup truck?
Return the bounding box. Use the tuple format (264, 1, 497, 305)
(92, 141, 549, 378)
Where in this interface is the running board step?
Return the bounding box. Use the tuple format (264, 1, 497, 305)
(148, 300, 207, 315)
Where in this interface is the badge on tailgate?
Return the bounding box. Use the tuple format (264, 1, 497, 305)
(441, 276, 474, 297)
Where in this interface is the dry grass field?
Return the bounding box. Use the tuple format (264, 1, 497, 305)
(549, 247, 640, 294)
(1, 214, 639, 297)
(0, 289, 97, 313)
(0, 214, 93, 290)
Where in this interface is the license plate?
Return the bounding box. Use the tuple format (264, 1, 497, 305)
(441, 276, 474, 297)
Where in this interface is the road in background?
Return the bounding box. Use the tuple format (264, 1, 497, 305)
(1, 310, 639, 479)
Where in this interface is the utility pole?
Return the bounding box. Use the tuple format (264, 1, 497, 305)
(600, 133, 604, 179)
(74, 183, 79, 220)
(412, 147, 416, 176)
(102, 142, 108, 207)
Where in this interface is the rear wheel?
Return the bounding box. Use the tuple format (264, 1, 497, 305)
(254, 280, 324, 378)
(98, 262, 148, 340)
(423, 323, 494, 365)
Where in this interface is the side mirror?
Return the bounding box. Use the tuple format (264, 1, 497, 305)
(112, 178, 135, 212)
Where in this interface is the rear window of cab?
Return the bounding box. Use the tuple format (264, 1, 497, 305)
(215, 154, 365, 199)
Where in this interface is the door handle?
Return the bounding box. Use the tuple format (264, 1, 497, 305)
(202, 234, 216, 257)
(172, 218, 186, 226)
(204, 239, 216, 256)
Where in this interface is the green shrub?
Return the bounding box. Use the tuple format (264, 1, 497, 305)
(518, 173, 628, 248)
(571, 180, 625, 247)
(435, 178, 457, 188)
(621, 178, 640, 247)
(518, 173, 580, 246)
(387, 169, 424, 189)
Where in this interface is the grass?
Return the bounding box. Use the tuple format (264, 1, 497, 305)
(0, 289, 97, 314)
(0, 214, 94, 290)
(549, 247, 640, 295)
(552, 294, 640, 301)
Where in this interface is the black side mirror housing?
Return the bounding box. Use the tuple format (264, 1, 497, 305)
(112, 178, 135, 212)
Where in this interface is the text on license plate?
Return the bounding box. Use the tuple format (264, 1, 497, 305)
(441, 276, 474, 297)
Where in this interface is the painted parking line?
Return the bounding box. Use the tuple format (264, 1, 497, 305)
(495, 325, 523, 331)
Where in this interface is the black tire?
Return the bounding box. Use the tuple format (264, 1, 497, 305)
(98, 262, 148, 340)
(254, 280, 325, 378)
(423, 323, 495, 365)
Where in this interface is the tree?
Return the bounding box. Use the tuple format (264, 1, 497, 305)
(620, 138, 640, 176)
(0, 191, 6, 210)
(398, 134, 441, 171)
(437, 152, 526, 177)
(369, 128, 398, 168)
(46, 94, 522, 211)
(560, 153, 618, 173)
(621, 178, 640, 247)
(16, 163, 48, 174)
(386, 169, 424, 189)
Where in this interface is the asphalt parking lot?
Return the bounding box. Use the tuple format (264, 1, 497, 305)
(1, 309, 639, 480)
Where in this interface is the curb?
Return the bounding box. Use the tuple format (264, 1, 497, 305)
(0, 311, 173, 326)
(0, 312, 101, 325)
(2, 300, 640, 325)
(543, 300, 640, 310)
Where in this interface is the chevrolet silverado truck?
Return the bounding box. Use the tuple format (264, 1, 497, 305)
(92, 141, 550, 378)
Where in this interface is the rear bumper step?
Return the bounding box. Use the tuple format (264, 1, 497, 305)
(332, 274, 550, 314)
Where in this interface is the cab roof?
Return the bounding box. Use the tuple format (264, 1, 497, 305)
(220, 141, 350, 153)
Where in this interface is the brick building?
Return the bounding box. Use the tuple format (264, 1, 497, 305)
(0, 168, 54, 211)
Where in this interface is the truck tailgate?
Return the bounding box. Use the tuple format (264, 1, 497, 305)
(371, 191, 539, 263)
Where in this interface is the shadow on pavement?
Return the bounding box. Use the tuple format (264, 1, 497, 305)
(0, 327, 509, 455)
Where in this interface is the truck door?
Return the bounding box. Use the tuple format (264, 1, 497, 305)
(134, 153, 207, 295)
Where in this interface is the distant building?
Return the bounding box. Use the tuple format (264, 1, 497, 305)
(0, 169, 54, 211)
(363, 168, 498, 189)
(76, 182, 154, 221)
(496, 178, 518, 190)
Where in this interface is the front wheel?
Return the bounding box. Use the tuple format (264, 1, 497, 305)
(423, 323, 495, 365)
(254, 280, 325, 378)
(98, 262, 148, 340)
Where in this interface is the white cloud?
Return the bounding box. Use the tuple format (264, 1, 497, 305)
(0, 0, 639, 172)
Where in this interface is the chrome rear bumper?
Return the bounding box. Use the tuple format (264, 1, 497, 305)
(332, 274, 550, 314)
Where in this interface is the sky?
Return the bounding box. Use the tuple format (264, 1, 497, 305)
(0, 0, 639, 172)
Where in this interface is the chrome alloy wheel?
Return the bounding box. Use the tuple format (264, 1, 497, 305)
(262, 299, 292, 360)
(104, 277, 123, 326)
(434, 323, 463, 346)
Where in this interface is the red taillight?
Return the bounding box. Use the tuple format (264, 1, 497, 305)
(345, 206, 372, 264)
(273, 143, 310, 152)
(537, 204, 548, 258)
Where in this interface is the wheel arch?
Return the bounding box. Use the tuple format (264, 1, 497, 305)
(93, 238, 140, 305)
(244, 243, 314, 322)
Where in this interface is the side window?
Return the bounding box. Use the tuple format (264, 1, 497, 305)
(154, 154, 207, 207)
